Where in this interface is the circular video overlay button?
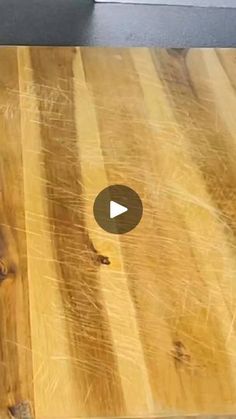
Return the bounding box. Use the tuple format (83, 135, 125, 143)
(93, 185, 143, 234)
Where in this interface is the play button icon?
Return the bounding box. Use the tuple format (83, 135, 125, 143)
(110, 201, 128, 219)
(93, 185, 143, 234)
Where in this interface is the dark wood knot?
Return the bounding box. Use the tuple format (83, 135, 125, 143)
(0, 259, 8, 281)
(8, 400, 33, 418)
(171, 340, 191, 366)
(97, 255, 111, 265)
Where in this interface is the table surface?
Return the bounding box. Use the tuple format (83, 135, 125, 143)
(96, 0, 236, 5)
(1, 1, 236, 47)
(1, 47, 236, 418)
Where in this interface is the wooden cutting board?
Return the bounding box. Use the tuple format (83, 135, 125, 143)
(0, 47, 236, 418)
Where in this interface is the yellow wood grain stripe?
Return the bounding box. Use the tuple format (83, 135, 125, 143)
(74, 48, 154, 417)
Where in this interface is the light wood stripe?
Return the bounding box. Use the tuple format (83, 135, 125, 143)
(74, 49, 154, 417)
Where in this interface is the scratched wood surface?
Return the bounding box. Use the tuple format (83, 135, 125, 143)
(0, 47, 236, 418)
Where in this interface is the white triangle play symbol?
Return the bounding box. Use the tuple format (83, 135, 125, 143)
(110, 200, 128, 219)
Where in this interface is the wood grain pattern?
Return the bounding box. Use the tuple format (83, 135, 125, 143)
(0, 47, 236, 418)
(0, 48, 34, 414)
